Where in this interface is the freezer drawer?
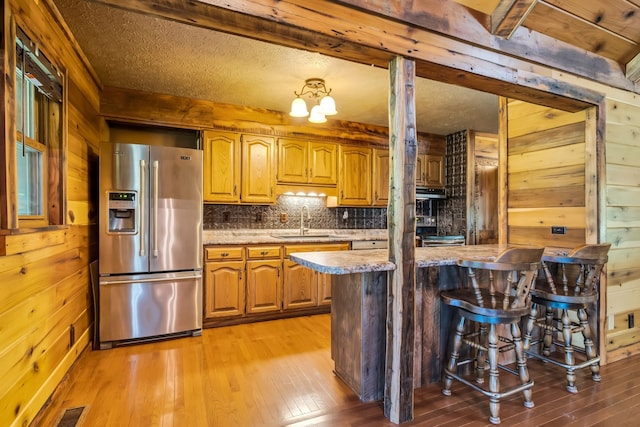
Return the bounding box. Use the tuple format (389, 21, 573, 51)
(99, 271, 202, 347)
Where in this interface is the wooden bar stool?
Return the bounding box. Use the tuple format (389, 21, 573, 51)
(441, 246, 544, 425)
(523, 243, 610, 393)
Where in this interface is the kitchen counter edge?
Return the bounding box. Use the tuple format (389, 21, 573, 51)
(290, 245, 570, 275)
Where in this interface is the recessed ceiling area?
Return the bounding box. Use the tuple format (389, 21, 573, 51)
(53, 0, 500, 135)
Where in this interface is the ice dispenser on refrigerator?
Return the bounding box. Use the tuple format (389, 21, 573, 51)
(107, 192, 136, 233)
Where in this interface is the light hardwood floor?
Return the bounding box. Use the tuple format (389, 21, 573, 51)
(34, 314, 640, 426)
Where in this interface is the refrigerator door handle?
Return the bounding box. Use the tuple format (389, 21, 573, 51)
(139, 159, 146, 257)
(152, 160, 159, 257)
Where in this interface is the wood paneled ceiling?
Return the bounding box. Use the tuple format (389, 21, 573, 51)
(455, 0, 640, 82)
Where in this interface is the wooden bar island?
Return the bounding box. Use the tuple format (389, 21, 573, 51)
(290, 245, 567, 402)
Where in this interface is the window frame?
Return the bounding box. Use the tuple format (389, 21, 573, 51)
(1, 17, 67, 231)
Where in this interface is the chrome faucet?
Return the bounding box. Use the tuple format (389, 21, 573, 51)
(300, 205, 310, 235)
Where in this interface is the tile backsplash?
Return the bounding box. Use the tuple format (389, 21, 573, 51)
(203, 195, 387, 230)
(438, 130, 467, 236)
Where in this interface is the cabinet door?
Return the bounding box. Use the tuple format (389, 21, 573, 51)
(204, 261, 245, 318)
(203, 130, 241, 203)
(425, 155, 444, 188)
(285, 242, 348, 306)
(338, 146, 372, 206)
(309, 142, 337, 185)
(246, 259, 281, 313)
(317, 271, 332, 306)
(277, 138, 308, 184)
(242, 134, 276, 203)
(416, 154, 426, 187)
(282, 259, 317, 309)
(372, 148, 389, 206)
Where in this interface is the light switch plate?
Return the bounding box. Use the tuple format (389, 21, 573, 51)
(551, 226, 566, 235)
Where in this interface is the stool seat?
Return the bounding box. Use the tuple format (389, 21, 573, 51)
(441, 246, 544, 425)
(530, 289, 597, 308)
(524, 243, 610, 394)
(442, 288, 531, 323)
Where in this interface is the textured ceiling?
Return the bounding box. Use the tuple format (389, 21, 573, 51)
(53, 0, 499, 135)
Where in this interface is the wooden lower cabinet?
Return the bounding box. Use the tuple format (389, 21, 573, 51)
(284, 243, 350, 310)
(246, 245, 282, 314)
(204, 260, 245, 318)
(203, 242, 347, 324)
(283, 259, 318, 309)
(204, 246, 245, 318)
(317, 271, 333, 306)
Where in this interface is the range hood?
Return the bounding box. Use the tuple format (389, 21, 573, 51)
(416, 187, 446, 199)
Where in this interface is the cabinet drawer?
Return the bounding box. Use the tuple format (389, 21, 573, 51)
(285, 243, 350, 258)
(247, 246, 282, 259)
(205, 246, 244, 261)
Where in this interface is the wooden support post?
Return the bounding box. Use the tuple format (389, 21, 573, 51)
(385, 56, 416, 424)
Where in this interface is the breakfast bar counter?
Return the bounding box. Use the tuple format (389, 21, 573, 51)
(290, 245, 568, 402)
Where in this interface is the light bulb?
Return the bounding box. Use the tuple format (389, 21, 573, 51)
(289, 97, 309, 117)
(308, 104, 327, 123)
(319, 95, 337, 115)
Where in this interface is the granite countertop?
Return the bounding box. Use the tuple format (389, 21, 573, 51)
(290, 245, 570, 275)
(202, 228, 388, 245)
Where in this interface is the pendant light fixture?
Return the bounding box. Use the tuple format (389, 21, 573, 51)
(289, 78, 337, 123)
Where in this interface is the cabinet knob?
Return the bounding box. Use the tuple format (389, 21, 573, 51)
(221, 252, 229, 257)
(261, 250, 269, 255)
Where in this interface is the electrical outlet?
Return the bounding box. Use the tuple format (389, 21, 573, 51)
(222, 211, 230, 222)
(280, 213, 287, 223)
(255, 212, 262, 222)
(551, 226, 566, 235)
(629, 313, 635, 329)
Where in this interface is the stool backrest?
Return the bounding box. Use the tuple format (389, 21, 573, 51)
(541, 243, 611, 297)
(457, 247, 544, 310)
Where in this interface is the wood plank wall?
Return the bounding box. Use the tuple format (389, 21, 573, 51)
(0, 1, 100, 427)
(506, 99, 588, 247)
(604, 97, 640, 358)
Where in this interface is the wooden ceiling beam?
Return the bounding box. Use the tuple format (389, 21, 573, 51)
(89, 0, 611, 108)
(333, 0, 634, 92)
(628, 53, 640, 83)
(490, 0, 537, 38)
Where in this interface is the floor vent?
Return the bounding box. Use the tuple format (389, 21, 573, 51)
(55, 406, 88, 427)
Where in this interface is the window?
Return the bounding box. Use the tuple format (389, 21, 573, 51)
(14, 27, 63, 228)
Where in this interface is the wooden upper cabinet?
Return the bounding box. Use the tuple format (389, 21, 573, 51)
(372, 148, 389, 206)
(203, 130, 241, 203)
(416, 154, 426, 187)
(338, 145, 372, 206)
(277, 138, 308, 184)
(241, 134, 276, 204)
(416, 154, 444, 188)
(425, 155, 444, 188)
(277, 138, 337, 185)
(309, 142, 337, 185)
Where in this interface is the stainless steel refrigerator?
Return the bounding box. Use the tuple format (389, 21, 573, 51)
(98, 142, 203, 349)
